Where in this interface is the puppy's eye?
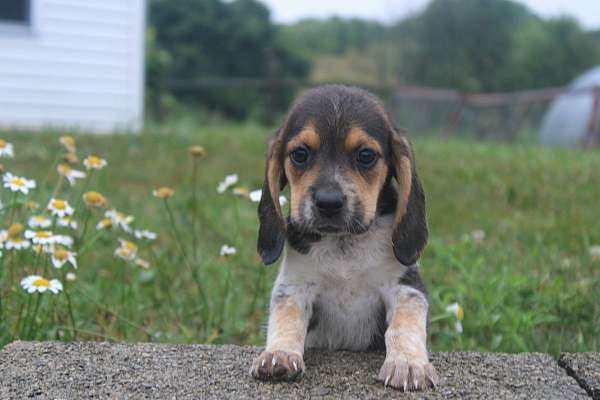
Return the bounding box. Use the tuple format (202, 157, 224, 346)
(356, 148, 377, 168)
(290, 146, 310, 166)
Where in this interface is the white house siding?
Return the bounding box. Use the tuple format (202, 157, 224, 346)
(0, 0, 145, 133)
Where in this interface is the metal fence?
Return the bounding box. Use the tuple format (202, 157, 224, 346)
(390, 85, 600, 146)
(165, 78, 600, 147)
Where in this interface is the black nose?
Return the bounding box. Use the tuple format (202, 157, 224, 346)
(314, 189, 345, 217)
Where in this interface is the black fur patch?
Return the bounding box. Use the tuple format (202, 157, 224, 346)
(286, 221, 321, 254)
(376, 176, 398, 216)
(307, 302, 320, 333)
(398, 265, 427, 296)
(367, 302, 388, 351)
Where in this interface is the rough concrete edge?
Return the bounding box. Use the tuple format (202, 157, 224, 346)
(557, 354, 599, 400)
(2, 341, 598, 399)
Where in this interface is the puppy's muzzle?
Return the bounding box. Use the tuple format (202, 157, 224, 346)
(314, 188, 346, 218)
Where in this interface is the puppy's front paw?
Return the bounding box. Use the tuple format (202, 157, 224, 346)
(377, 354, 439, 391)
(250, 350, 305, 382)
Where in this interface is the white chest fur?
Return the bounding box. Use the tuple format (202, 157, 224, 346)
(273, 215, 408, 351)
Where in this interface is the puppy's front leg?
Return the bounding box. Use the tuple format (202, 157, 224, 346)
(378, 285, 439, 391)
(250, 288, 311, 381)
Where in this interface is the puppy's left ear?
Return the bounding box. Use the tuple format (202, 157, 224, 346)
(257, 129, 287, 265)
(390, 129, 428, 266)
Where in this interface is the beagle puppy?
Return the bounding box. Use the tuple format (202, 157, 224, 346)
(250, 85, 438, 391)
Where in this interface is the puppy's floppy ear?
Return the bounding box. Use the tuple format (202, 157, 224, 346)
(390, 129, 428, 266)
(257, 129, 287, 265)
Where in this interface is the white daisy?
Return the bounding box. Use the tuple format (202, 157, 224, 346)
(57, 216, 78, 229)
(249, 189, 262, 202)
(278, 195, 288, 206)
(57, 164, 86, 186)
(248, 189, 287, 206)
(220, 244, 237, 257)
(0, 139, 14, 158)
(446, 303, 464, 334)
(217, 174, 238, 193)
(134, 229, 157, 240)
(3, 173, 36, 194)
(28, 215, 52, 229)
(59, 136, 76, 152)
(5, 237, 30, 250)
(105, 209, 133, 232)
(47, 198, 74, 218)
(83, 155, 107, 170)
(24, 230, 56, 245)
(51, 247, 77, 269)
(115, 239, 138, 261)
(66, 272, 76, 281)
(96, 218, 112, 230)
(21, 275, 63, 294)
(54, 235, 74, 248)
(134, 258, 150, 269)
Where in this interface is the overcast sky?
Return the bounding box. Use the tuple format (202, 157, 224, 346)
(261, 0, 600, 30)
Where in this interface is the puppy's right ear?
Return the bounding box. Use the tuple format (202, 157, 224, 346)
(257, 129, 287, 265)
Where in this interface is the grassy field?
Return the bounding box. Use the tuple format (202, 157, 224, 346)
(0, 118, 598, 355)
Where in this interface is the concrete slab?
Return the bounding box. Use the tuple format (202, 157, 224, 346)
(0, 341, 590, 399)
(560, 353, 600, 400)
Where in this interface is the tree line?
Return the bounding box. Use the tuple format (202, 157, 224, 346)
(146, 0, 600, 120)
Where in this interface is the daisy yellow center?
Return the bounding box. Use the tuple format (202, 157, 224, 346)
(87, 156, 103, 166)
(122, 241, 136, 250)
(457, 305, 464, 321)
(52, 200, 66, 209)
(84, 191, 105, 205)
(25, 201, 38, 209)
(54, 249, 69, 260)
(35, 216, 47, 222)
(36, 231, 52, 238)
(8, 223, 23, 238)
(32, 278, 50, 288)
(189, 145, 206, 157)
(154, 187, 174, 199)
(11, 177, 25, 187)
(64, 153, 78, 163)
(58, 164, 72, 174)
(0, 139, 6, 147)
(60, 136, 75, 147)
(101, 218, 112, 226)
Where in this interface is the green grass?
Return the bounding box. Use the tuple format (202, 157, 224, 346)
(0, 119, 598, 355)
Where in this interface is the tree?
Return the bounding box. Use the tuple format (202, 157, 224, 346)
(509, 17, 600, 89)
(147, 0, 309, 119)
(404, 0, 536, 91)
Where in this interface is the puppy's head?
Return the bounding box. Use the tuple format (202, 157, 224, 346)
(258, 85, 427, 266)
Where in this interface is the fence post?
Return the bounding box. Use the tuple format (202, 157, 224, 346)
(582, 86, 600, 148)
(442, 94, 466, 137)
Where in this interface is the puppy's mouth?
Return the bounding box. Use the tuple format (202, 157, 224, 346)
(315, 224, 343, 234)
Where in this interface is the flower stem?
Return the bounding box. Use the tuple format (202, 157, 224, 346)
(191, 158, 199, 263)
(26, 293, 43, 339)
(62, 269, 77, 340)
(163, 199, 210, 329)
(78, 208, 92, 245)
(7, 192, 18, 225)
(74, 170, 93, 212)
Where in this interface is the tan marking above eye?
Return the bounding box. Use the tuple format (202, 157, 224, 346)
(344, 127, 383, 154)
(286, 125, 320, 153)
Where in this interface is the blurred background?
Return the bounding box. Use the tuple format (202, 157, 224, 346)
(0, 0, 598, 354)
